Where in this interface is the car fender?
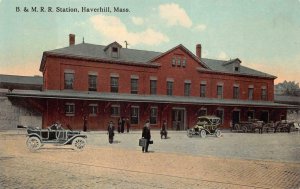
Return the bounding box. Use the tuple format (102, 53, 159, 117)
(27, 133, 42, 141)
(64, 134, 87, 145)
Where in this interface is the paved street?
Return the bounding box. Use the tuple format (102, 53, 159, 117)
(0, 130, 299, 188)
(90, 130, 300, 163)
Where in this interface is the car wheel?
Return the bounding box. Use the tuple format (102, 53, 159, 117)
(72, 137, 86, 151)
(242, 126, 248, 133)
(26, 136, 42, 152)
(215, 129, 221, 137)
(200, 130, 206, 138)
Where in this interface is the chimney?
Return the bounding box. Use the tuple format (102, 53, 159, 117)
(69, 34, 75, 46)
(196, 44, 201, 59)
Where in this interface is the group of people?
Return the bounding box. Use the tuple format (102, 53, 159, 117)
(117, 117, 130, 133)
(107, 119, 169, 153)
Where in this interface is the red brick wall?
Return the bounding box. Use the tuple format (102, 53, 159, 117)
(40, 46, 279, 130)
(44, 49, 275, 102)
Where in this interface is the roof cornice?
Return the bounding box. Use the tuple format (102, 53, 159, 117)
(40, 52, 161, 71)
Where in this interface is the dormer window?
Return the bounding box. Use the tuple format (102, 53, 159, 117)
(234, 66, 239, 72)
(112, 47, 119, 58)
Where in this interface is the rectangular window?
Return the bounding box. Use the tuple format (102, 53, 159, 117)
(89, 104, 98, 116)
(110, 77, 119, 93)
(261, 88, 267, 100)
(200, 84, 206, 97)
(65, 103, 75, 116)
(131, 79, 138, 94)
(88, 75, 97, 91)
(130, 107, 139, 124)
(216, 109, 224, 124)
(112, 47, 118, 58)
(167, 81, 173, 96)
(217, 85, 223, 99)
(150, 107, 157, 124)
(111, 105, 120, 117)
(248, 88, 254, 100)
(182, 58, 186, 67)
(150, 80, 157, 95)
(177, 58, 181, 66)
(171, 58, 176, 66)
(64, 73, 74, 89)
(184, 83, 191, 96)
(233, 86, 239, 99)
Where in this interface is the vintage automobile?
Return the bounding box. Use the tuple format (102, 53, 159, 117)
(18, 123, 87, 151)
(187, 116, 222, 138)
(232, 119, 264, 133)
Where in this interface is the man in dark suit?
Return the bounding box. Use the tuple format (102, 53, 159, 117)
(142, 120, 151, 153)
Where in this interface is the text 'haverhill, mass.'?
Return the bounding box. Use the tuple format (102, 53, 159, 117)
(15, 6, 130, 13)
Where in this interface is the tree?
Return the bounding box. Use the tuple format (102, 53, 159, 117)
(275, 80, 300, 96)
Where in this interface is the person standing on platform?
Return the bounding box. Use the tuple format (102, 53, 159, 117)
(83, 115, 88, 132)
(107, 121, 115, 144)
(118, 117, 122, 133)
(141, 120, 151, 153)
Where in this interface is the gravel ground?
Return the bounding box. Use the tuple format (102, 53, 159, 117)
(0, 130, 299, 189)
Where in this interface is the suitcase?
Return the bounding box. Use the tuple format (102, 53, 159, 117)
(139, 138, 147, 147)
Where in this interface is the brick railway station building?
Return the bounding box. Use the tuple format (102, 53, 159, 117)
(5, 34, 293, 130)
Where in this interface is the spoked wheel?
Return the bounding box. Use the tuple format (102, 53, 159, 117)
(72, 137, 86, 151)
(200, 129, 206, 138)
(215, 129, 221, 137)
(242, 126, 248, 133)
(26, 136, 42, 152)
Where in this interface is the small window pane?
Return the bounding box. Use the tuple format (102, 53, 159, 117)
(88, 75, 97, 91)
(111, 77, 119, 93)
(150, 80, 157, 95)
(217, 85, 223, 99)
(150, 107, 157, 124)
(64, 73, 74, 89)
(130, 107, 139, 124)
(131, 79, 138, 94)
(111, 106, 120, 116)
(184, 83, 191, 96)
(167, 81, 173, 96)
(200, 84, 206, 97)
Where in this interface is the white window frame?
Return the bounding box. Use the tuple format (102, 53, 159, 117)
(150, 107, 158, 125)
(89, 104, 98, 116)
(130, 106, 139, 125)
(65, 103, 75, 116)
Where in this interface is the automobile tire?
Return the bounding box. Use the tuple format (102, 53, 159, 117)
(72, 137, 86, 151)
(215, 129, 221, 137)
(200, 130, 206, 138)
(242, 126, 248, 133)
(26, 136, 42, 152)
(234, 124, 239, 131)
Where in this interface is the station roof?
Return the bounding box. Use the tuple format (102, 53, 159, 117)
(0, 74, 43, 91)
(41, 43, 276, 79)
(6, 89, 295, 109)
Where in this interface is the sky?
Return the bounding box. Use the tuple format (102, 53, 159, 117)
(0, 0, 299, 84)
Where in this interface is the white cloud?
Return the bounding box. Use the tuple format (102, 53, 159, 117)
(131, 16, 144, 25)
(218, 51, 229, 60)
(194, 24, 207, 32)
(90, 15, 169, 46)
(158, 3, 192, 28)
